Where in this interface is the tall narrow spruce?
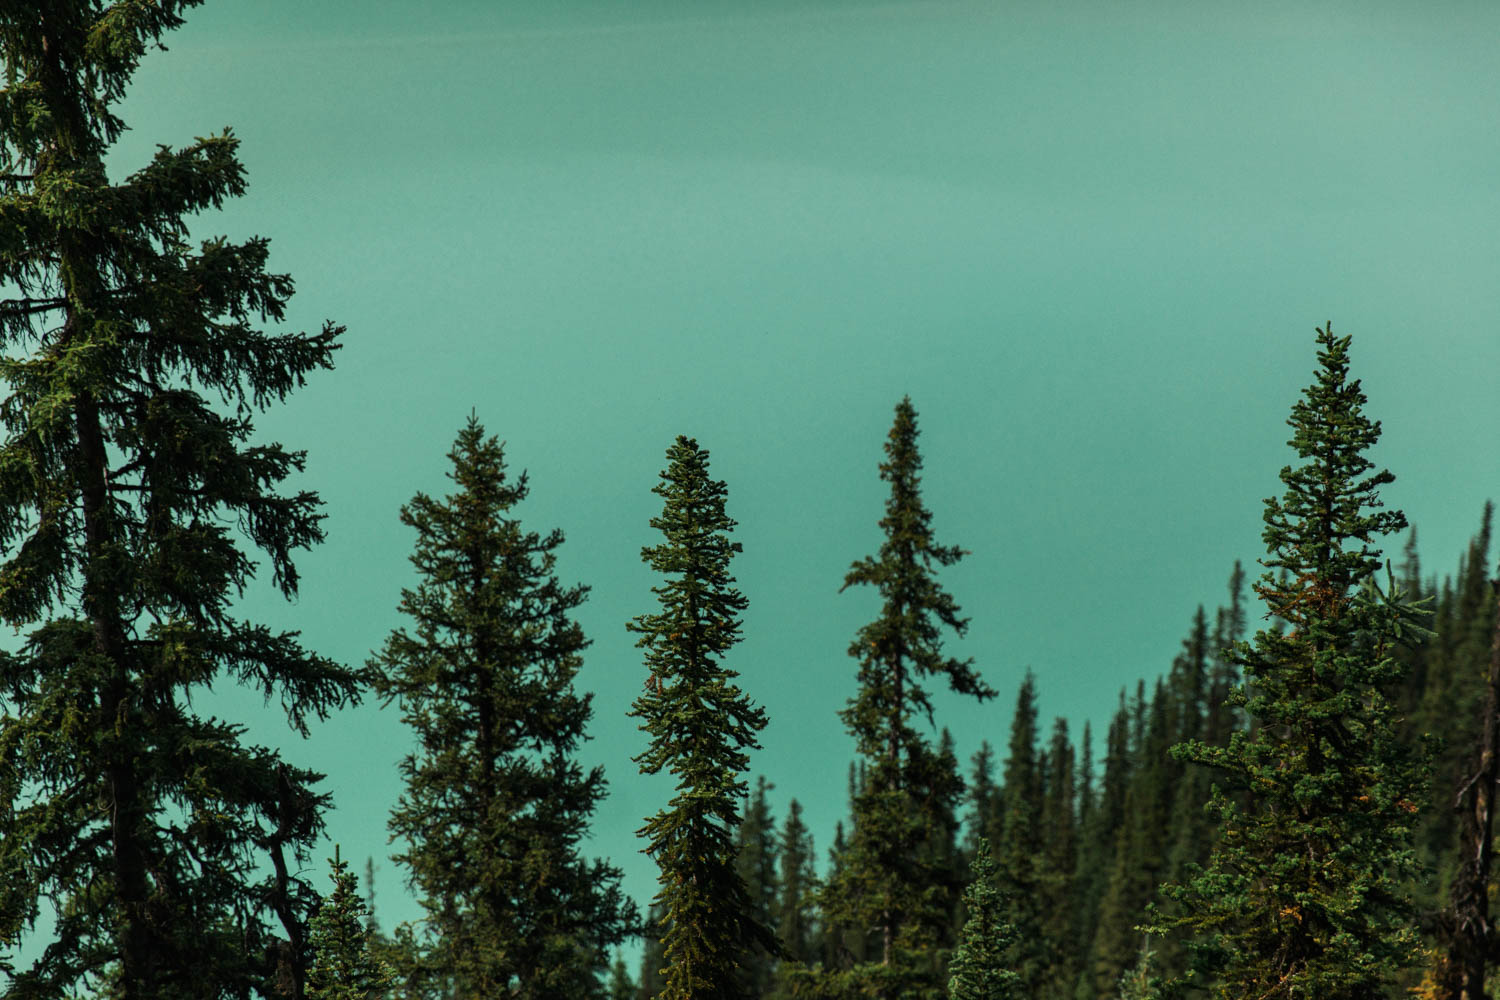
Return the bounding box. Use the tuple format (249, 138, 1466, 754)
(0, 4, 359, 997)
(1157, 325, 1430, 999)
(817, 397, 995, 1000)
(372, 417, 637, 999)
(630, 436, 776, 1000)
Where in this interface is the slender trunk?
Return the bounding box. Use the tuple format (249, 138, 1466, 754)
(79, 390, 155, 1000)
(1445, 579, 1500, 1000)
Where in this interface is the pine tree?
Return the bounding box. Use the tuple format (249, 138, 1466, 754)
(609, 956, 638, 1000)
(307, 847, 394, 1000)
(629, 435, 776, 1000)
(372, 417, 637, 1000)
(947, 840, 1020, 1000)
(1039, 718, 1078, 1000)
(772, 798, 820, 984)
(0, 5, 360, 997)
(995, 673, 1046, 996)
(963, 742, 1000, 858)
(637, 904, 667, 1000)
(734, 776, 780, 997)
(817, 397, 994, 1000)
(1157, 325, 1430, 999)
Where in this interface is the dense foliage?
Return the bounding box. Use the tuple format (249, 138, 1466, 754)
(1, 7, 1496, 1000)
(0, 3, 357, 997)
(629, 436, 776, 1000)
(372, 418, 637, 999)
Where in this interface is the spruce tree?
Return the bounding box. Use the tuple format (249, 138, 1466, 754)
(734, 776, 780, 997)
(771, 798, 820, 983)
(629, 435, 776, 1000)
(1039, 718, 1078, 1000)
(947, 840, 1020, 1000)
(1157, 325, 1430, 998)
(995, 673, 1045, 996)
(307, 848, 394, 1000)
(372, 417, 637, 1000)
(609, 957, 638, 1000)
(817, 397, 994, 1000)
(0, 4, 360, 997)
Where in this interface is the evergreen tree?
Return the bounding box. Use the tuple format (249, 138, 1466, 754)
(1093, 680, 1175, 996)
(307, 848, 394, 1000)
(0, 4, 360, 997)
(817, 397, 994, 1000)
(608, 957, 638, 1000)
(372, 417, 637, 1000)
(734, 776, 781, 997)
(963, 742, 1000, 858)
(1039, 718, 1078, 1000)
(772, 798, 820, 983)
(947, 840, 1020, 1000)
(637, 904, 667, 1000)
(629, 435, 776, 1000)
(1157, 325, 1430, 999)
(995, 673, 1046, 996)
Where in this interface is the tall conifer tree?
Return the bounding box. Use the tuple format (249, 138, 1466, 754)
(1157, 325, 1430, 999)
(816, 397, 993, 1000)
(373, 417, 637, 999)
(772, 798, 820, 987)
(630, 436, 776, 1000)
(0, 4, 359, 997)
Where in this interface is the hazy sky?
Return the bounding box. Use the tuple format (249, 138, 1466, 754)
(90, 0, 1500, 964)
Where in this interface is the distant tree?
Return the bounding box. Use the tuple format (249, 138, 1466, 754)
(1156, 325, 1431, 998)
(637, 904, 667, 1000)
(964, 742, 1001, 858)
(735, 776, 781, 997)
(608, 956, 638, 1000)
(995, 673, 1046, 995)
(373, 417, 637, 999)
(947, 839, 1020, 1000)
(1039, 718, 1078, 1000)
(307, 848, 394, 1000)
(772, 798, 821, 983)
(1438, 513, 1499, 1000)
(817, 396, 994, 1000)
(0, 4, 359, 997)
(629, 436, 777, 1000)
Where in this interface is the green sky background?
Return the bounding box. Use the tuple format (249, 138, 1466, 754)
(89, 0, 1500, 963)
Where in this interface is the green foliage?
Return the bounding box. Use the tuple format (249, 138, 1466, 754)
(1156, 325, 1432, 999)
(629, 435, 776, 1000)
(307, 848, 394, 1000)
(0, 4, 357, 997)
(947, 840, 1020, 1000)
(735, 776, 781, 997)
(372, 416, 637, 1000)
(608, 956, 638, 1000)
(817, 397, 994, 1000)
(769, 798, 821, 998)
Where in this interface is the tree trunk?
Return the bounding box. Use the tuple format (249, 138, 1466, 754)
(1445, 578, 1500, 1000)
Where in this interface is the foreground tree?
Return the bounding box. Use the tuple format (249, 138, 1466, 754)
(818, 397, 995, 1000)
(1157, 325, 1430, 999)
(629, 436, 777, 1000)
(947, 840, 1019, 1000)
(372, 417, 637, 999)
(0, 3, 359, 997)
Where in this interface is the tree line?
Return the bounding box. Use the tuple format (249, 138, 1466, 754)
(1, 5, 1498, 1000)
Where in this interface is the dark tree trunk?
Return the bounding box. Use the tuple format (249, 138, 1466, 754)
(1445, 578, 1500, 1000)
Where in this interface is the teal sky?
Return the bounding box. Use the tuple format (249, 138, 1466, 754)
(97, 0, 1500, 959)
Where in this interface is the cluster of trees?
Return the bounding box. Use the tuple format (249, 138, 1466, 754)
(0, 5, 1497, 1000)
